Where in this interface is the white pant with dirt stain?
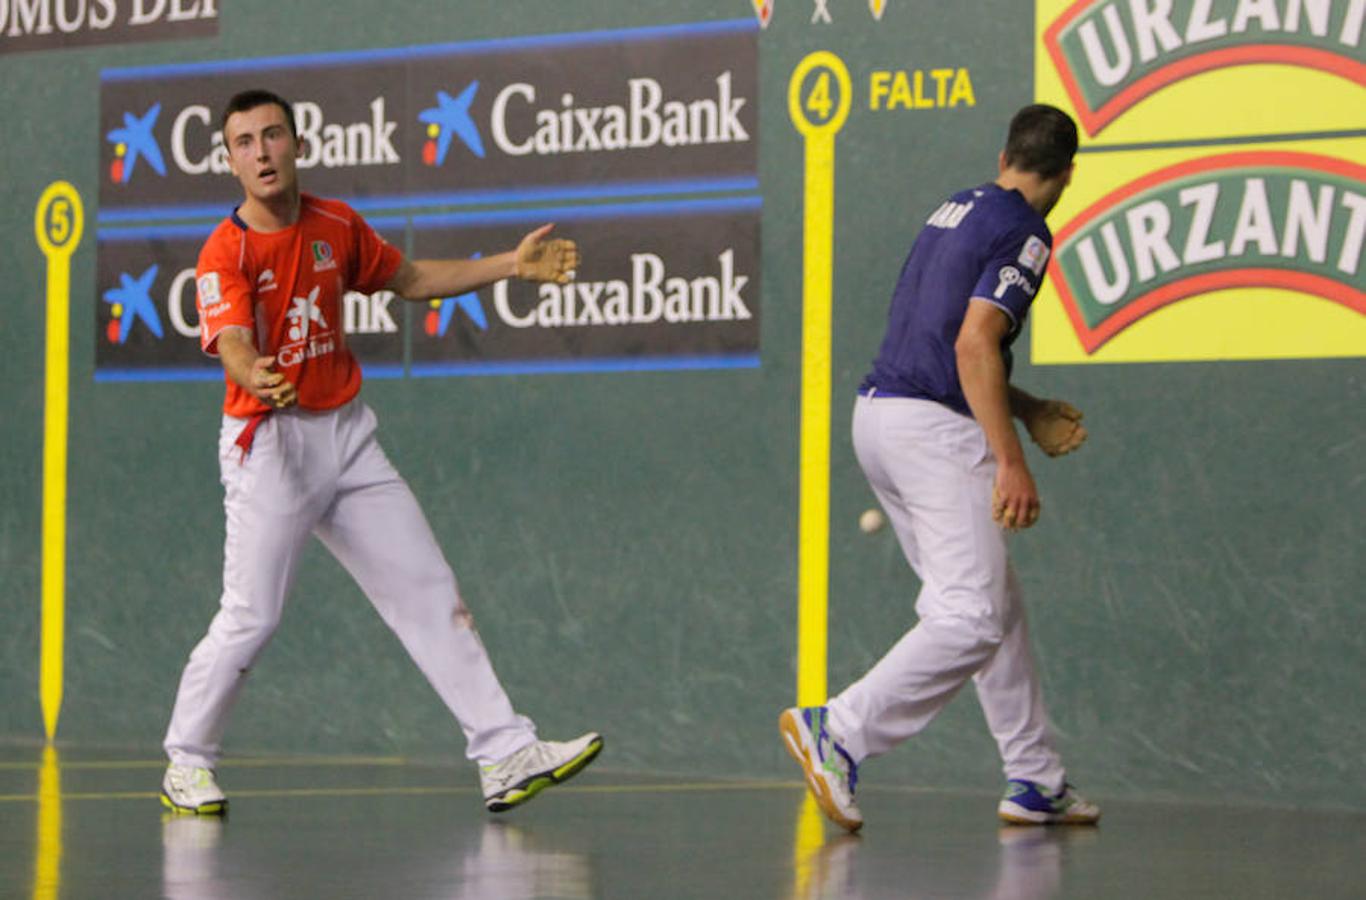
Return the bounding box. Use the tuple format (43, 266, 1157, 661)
(827, 393, 1066, 791)
(164, 398, 536, 768)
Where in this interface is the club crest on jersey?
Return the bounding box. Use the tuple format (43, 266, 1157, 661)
(311, 241, 337, 272)
(1018, 235, 1051, 275)
(1044, 0, 1366, 136)
(197, 272, 221, 305)
(1051, 150, 1366, 353)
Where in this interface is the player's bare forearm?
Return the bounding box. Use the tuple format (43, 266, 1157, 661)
(958, 333, 1026, 469)
(387, 224, 580, 301)
(957, 299, 1038, 529)
(388, 254, 518, 302)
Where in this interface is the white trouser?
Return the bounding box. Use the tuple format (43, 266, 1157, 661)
(164, 398, 536, 768)
(827, 393, 1065, 791)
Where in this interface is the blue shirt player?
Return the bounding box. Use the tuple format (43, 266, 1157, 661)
(780, 105, 1102, 832)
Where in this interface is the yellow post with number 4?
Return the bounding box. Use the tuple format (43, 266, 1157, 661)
(789, 52, 851, 709)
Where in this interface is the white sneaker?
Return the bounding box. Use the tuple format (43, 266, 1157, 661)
(998, 779, 1101, 825)
(480, 733, 603, 812)
(161, 764, 227, 815)
(779, 707, 863, 832)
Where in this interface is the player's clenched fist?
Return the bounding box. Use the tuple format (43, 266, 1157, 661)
(1024, 399, 1086, 457)
(250, 355, 296, 409)
(515, 224, 580, 284)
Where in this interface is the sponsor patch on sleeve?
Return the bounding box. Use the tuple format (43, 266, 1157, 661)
(1018, 235, 1049, 276)
(197, 272, 221, 307)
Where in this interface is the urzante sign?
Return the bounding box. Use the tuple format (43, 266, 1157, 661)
(1033, 0, 1366, 363)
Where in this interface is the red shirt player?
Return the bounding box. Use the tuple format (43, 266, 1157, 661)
(160, 89, 602, 816)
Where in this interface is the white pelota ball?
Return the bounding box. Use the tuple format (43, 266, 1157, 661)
(859, 508, 885, 534)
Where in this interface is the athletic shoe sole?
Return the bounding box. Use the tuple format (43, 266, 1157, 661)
(998, 800, 1100, 826)
(485, 736, 604, 813)
(778, 710, 862, 833)
(160, 792, 227, 816)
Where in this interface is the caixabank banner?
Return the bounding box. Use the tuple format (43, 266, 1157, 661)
(97, 20, 758, 219)
(1033, 0, 1366, 363)
(408, 199, 761, 375)
(93, 19, 761, 378)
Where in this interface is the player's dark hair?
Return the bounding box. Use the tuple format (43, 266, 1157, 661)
(1002, 104, 1078, 179)
(220, 89, 297, 139)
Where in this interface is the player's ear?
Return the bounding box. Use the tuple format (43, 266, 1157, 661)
(998, 150, 1008, 175)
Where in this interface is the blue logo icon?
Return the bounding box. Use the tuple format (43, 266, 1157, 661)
(106, 104, 167, 184)
(103, 265, 164, 342)
(419, 83, 485, 166)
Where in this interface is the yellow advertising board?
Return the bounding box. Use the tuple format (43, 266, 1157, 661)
(1033, 0, 1366, 363)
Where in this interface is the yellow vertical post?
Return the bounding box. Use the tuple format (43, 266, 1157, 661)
(34, 181, 84, 743)
(788, 52, 851, 708)
(32, 744, 63, 900)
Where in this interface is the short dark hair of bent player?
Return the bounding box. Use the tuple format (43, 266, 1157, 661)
(219, 88, 297, 139)
(1002, 104, 1079, 180)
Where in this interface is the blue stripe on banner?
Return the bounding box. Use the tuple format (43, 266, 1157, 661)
(97, 216, 409, 240)
(412, 196, 762, 230)
(100, 19, 757, 82)
(94, 368, 223, 383)
(95, 363, 410, 383)
(409, 354, 761, 378)
(97, 223, 216, 242)
(94, 178, 761, 226)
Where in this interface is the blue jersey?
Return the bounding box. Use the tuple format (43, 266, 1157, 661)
(862, 183, 1053, 417)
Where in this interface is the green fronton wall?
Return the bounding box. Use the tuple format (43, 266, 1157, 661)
(2, 0, 1362, 811)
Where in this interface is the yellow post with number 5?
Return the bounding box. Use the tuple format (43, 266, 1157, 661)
(34, 181, 84, 742)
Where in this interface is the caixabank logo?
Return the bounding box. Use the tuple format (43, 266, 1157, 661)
(105, 103, 166, 185)
(99, 21, 756, 215)
(404, 23, 757, 198)
(1044, 0, 1366, 137)
(1051, 151, 1366, 354)
(99, 73, 410, 213)
(408, 201, 761, 374)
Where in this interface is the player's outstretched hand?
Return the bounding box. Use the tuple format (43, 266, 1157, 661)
(1025, 399, 1086, 457)
(251, 355, 297, 409)
(515, 224, 580, 284)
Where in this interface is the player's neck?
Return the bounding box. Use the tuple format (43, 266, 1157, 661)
(237, 188, 302, 233)
(994, 171, 1050, 216)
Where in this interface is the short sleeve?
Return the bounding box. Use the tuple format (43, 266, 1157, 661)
(196, 228, 255, 356)
(969, 229, 1052, 330)
(348, 208, 403, 295)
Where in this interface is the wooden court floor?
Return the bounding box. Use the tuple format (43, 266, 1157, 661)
(2, 747, 1363, 899)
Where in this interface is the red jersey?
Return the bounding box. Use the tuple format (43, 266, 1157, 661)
(195, 194, 402, 417)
